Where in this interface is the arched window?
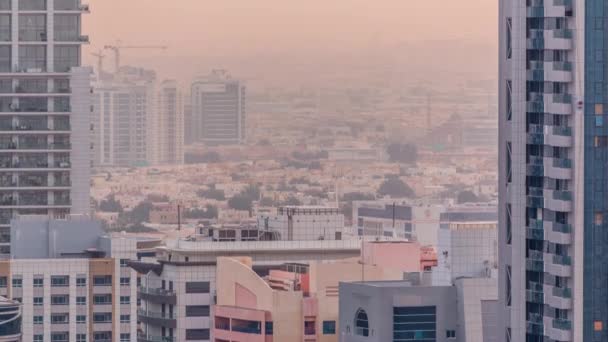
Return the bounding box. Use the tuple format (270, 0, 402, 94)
(355, 308, 369, 336)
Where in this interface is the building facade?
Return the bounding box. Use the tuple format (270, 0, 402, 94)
(190, 70, 245, 145)
(0, 0, 92, 256)
(155, 80, 183, 165)
(5, 215, 139, 342)
(93, 67, 156, 168)
(498, 0, 586, 341)
(0, 297, 20, 342)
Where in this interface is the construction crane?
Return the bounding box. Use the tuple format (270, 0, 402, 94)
(103, 43, 168, 73)
(90, 49, 106, 75)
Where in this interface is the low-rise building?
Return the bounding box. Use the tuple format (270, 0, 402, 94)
(257, 206, 344, 241)
(339, 278, 498, 342)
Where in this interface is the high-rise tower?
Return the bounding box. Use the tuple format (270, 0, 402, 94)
(498, 0, 598, 341)
(191, 70, 246, 146)
(0, 0, 92, 255)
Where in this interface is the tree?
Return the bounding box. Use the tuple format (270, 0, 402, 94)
(259, 197, 275, 206)
(378, 178, 415, 198)
(242, 184, 261, 200)
(99, 195, 122, 212)
(457, 190, 481, 204)
(386, 143, 418, 164)
(280, 195, 302, 206)
(147, 194, 169, 202)
(342, 192, 376, 202)
(228, 194, 254, 211)
(197, 188, 226, 201)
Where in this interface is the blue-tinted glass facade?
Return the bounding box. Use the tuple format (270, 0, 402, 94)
(393, 306, 436, 342)
(584, 0, 608, 340)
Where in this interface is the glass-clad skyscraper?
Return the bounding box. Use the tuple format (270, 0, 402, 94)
(0, 0, 91, 255)
(499, 0, 607, 341)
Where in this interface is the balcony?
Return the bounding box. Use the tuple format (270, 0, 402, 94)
(137, 309, 176, 329)
(545, 253, 572, 277)
(526, 61, 572, 83)
(138, 286, 177, 305)
(527, 29, 573, 50)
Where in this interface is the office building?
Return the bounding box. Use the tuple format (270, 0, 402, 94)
(339, 278, 498, 342)
(155, 80, 183, 164)
(0, 0, 92, 256)
(191, 70, 246, 145)
(257, 206, 344, 241)
(498, 0, 589, 341)
(0, 296, 20, 342)
(5, 215, 141, 342)
(93, 66, 156, 167)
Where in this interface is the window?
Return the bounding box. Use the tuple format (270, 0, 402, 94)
(11, 278, 21, 288)
(354, 308, 369, 337)
(54, 14, 79, 41)
(76, 315, 86, 324)
(76, 277, 86, 287)
(54, 45, 79, 72)
(185, 305, 210, 317)
(33, 277, 44, 287)
(120, 259, 129, 267)
(18, 45, 46, 71)
(323, 321, 336, 335)
(120, 333, 130, 342)
(265, 322, 273, 335)
(506, 80, 512, 121)
(33, 315, 43, 324)
(51, 332, 69, 342)
(51, 313, 69, 325)
(19, 0, 46, 11)
(393, 306, 436, 341)
(0, 46, 10, 72)
(93, 294, 111, 305)
(12, 297, 20, 303)
(34, 335, 43, 342)
(0, 277, 6, 288)
(93, 312, 112, 323)
(185, 281, 210, 294)
(93, 275, 112, 286)
(34, 297, 43, 306)
(120, 314, 130, 323)
(94, 332, 111, 342)
(76, 334, 86, 342)
(595, 321, 603, 331)
(120, 277, 130, 286)
(51, 295, 69, 305)
(19, 14, 46, 42)
(51, 276, 69, 287)
(596, 104, 604, 115)
(447, 330, 457, 338)
(506, 17, 512, 59)
(304, 321, 316, 335)
(185, 329, 210, 340)
(120, 296, 130, 304)
(76, 296, 86, 305)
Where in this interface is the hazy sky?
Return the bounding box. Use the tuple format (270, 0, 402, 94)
(84, 0, 498, 84)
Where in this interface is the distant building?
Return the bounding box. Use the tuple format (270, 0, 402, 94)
(191, 70, 246, 145)
(353, 201, 497, 247)
(149, 202, 179, 225)
(7, 215, 141, 342)
(257, 206, 344, 241)
(93, 67, 156, 167)
(155, 80, 184, 164)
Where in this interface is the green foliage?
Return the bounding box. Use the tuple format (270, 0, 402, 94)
(386, 143, 418, 164)
(378, 178, 415, 198)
